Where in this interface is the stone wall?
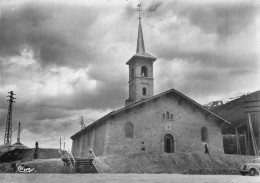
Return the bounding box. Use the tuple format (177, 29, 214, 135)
(104, 94, 223, 155)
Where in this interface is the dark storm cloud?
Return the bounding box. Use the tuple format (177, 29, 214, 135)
(37, 81, 127, 111)
(0, 2, 98, 68)
(14, 103, 73, 121)
(176, 2, 258, 38)
(147, 1, 163, 13)
(28, 120, 72, 134)
(156, 46, 258, 70)
(228, 68, 257, 76)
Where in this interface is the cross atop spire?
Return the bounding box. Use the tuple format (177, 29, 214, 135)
(137, 3, 142, 20)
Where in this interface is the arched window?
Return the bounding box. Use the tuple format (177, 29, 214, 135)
(201, 127, 208, 142)
(164, 134, 175, 153)
(163, 113, 166, 119)
(166, 111, 170, 119)
(142, 87, 147, 96)
(141, 66, 148, 77)
(131, 67, 134, 79)
(125, 122, 134, 139)
(170, 114, 173, 119)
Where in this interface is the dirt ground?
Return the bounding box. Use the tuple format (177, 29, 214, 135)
(0, 173, 259, 183)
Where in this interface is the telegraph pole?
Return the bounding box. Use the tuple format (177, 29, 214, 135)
(4, 91, 16, 145)
(60, 137, 61, 150)
(17, 122, 21, 144)
(244, 99, 260, 156)
(63, 137, 65, 150)
(80, 116, 85, 129)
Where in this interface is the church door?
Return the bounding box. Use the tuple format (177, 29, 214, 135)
(164, 134, 174, 153)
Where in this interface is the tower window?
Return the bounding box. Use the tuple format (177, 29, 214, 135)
(142, 87, 147, 95)
(141, 66, 148, 77)
(131, 67, 134, 79)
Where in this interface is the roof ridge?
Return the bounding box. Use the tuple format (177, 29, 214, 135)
(71, 88, 231, 140)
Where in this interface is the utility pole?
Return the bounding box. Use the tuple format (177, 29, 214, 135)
(4, 91, 16, 145)
(244, 99, 260, 156)
(247, 113, 259, 156)
(244, 131, 247, 155)
(80, 116, 85, 129)
(17, 122, 21, 144)
(60, 137, 61, 150)
(63, 137, 65, 150)
(235, 128, 241, 155)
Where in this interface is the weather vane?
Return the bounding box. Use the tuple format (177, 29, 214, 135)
(137, 3, 142, 20)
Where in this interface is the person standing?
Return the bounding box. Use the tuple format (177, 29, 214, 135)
(205, 144, 209, 154)
(34, 141, 39, 159)
(88, 150, 95, 165)
(35, 141, 39, 151)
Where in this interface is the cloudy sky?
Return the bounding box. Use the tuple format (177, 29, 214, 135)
(0, 0, 259, 149)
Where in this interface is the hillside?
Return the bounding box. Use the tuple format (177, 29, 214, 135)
(94, 152, 255, 174)
(0, 152, 255, 174)
(0, 148, 60, 163)
(211, 90, 260, 134)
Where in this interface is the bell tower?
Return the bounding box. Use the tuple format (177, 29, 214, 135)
(125, 4, 157, 106)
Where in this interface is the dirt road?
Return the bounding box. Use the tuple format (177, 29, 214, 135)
(1, 173, 259, 183)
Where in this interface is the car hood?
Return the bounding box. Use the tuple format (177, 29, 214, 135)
(245, 163, 259, 166)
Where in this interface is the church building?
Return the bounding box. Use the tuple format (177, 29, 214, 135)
(71, 16, 230, 157)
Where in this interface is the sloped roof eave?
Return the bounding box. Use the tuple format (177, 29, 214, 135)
(126, 54, 156, 65)
(70, 88, 231, 140)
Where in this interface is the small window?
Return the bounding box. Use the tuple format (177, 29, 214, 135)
(163, 113, 166, 119)
(141, 66, 148, 77)
(201, 127, 208, 142)
(170, 114, 173, 119)
(142, 87, 147, 96)
(125, 122, 134, 139)
(166, 111, 170, 119)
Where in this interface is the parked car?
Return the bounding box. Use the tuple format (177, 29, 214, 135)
(240, 158, 260, 176)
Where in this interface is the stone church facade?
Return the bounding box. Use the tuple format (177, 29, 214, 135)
(71, 18, 230, 157)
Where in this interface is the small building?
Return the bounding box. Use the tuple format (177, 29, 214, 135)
(71, 17, 230, 157)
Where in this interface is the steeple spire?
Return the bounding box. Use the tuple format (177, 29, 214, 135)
(136, 4, 145, 53)
(136, 19, 145, 53)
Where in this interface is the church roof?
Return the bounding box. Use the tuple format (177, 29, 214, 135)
(126, 19, 156, 65)
(71, 88, 231, 140)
